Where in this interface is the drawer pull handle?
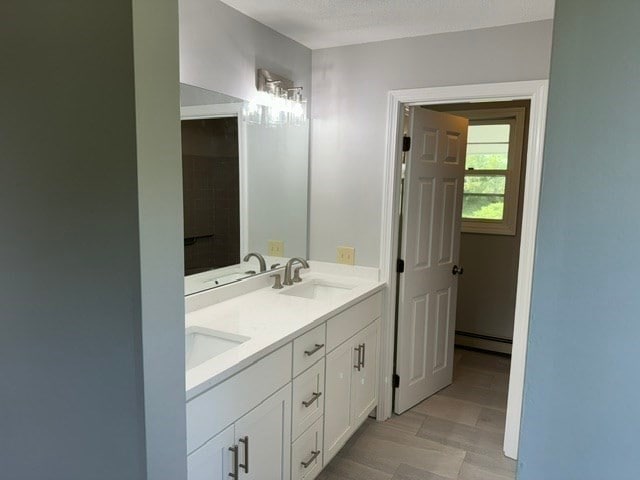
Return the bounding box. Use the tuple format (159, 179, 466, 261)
(304, 343, 324, 356)
(354, 345, 362, 371)
(360, 343, 366, 368)
(301, 450, 321, 468)
(302, 391, 322, 408)
(239, 436, 249, 473)
(228, 445, 239, 479)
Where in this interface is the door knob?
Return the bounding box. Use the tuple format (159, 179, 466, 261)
(452, 265, 464, 275)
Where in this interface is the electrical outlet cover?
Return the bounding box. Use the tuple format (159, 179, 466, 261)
(337, 246, 355, 265)
(268, 240, 284, 257)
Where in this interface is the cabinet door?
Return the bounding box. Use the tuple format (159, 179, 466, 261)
(187, 425, 235, 480)
(352, 319, 380, 427)
(323, 340, 357, 464)
(235, 384, 292, 480)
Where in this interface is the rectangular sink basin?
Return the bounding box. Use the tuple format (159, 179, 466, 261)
(185, 326, 250, 370)
(280, 280, 355, 302)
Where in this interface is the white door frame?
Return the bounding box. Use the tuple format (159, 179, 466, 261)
(180, 103, 249, 257)
(377, 80, 549, 459)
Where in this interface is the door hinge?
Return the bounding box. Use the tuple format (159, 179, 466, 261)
(392, 374, 400, 388)
(402, 136, 411, 152)
(396, 258, 405, 273)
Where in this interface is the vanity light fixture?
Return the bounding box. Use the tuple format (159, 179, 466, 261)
(244, 68, 307, 126)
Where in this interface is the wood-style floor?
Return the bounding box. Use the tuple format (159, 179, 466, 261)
(318, 348, 516, 480)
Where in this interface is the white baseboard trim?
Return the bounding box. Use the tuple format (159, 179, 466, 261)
(455, 334, 512, 355)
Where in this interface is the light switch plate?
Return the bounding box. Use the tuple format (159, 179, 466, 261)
(337, 246, 355, 265)
(268, 240, 284, 257)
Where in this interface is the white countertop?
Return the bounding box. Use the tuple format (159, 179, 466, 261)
(185, 267, 384, 400)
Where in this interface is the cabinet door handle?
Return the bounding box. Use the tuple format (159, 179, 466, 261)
(354, 345, 362, 371)
(304, 343, 324, 356)
(301, 450, 321, 468)
(228, 445, 239, 479)
(302, 391, 322, 408)
(238, 436, 249, 473)
(360, 343, 366, 368)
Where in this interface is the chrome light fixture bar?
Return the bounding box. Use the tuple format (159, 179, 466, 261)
(246, 69, 307, 126)
(256, 68, 295, 96)
(257, 68, 305, 107)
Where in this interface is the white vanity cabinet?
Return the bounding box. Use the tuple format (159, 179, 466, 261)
(291, 416, 324, 480)
(233, 384, 292, 480)
(188, 385, 291, 480)
(352, 320, 380, 426)
(187, 344, 292, 480)
(293, 324, 326, 377)
(186, 289, 383, 480)
(290, 323, 326, 480)
(187, 425, 235, 480)
(324, 338, 356, 461)
(292, 359, 325, 439)
(323, 294, 381, 465)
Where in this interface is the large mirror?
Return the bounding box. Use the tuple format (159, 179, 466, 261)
(181, 83, 309, 295)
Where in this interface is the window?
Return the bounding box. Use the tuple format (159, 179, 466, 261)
(460, 108, 526, 235)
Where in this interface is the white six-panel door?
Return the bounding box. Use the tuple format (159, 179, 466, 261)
(394, 108, 468, 414)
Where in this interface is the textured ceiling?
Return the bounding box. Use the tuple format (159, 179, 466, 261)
(220, 0, 555, 49)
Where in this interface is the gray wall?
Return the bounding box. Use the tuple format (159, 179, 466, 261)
(179, 0, 312, 103)
(518, 1, 640, 478)
(246, 122, 309, 259)
(0, 0, 185, 478)
(133, 0, 187, 477)
(457, 233, 522, 340)
(310, 20, 553, 267)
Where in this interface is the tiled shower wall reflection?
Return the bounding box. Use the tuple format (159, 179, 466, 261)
(181, 117, 240, 275)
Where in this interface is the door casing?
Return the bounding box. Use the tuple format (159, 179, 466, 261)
(377, 80, 549, 460)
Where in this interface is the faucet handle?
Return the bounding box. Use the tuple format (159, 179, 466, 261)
(293, 267, 304, 283)
(270, 263, 281, 270)
(270, 273, 283, 289)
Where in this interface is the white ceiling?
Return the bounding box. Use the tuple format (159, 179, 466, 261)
(220, 0, 555, 49)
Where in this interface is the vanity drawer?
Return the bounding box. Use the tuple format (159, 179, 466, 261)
(186, 343, 292, 454)
(326, 292, 382, 351)
(293, 323, 326, 377)
(291, 416, 324, 480)
(292, 359, 325, 440)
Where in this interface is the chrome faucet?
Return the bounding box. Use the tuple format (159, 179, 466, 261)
(283, 257, 309, 286)
(243, 252, 267, 272)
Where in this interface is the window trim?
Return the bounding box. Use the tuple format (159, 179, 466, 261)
(457, 107, 526, 235)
